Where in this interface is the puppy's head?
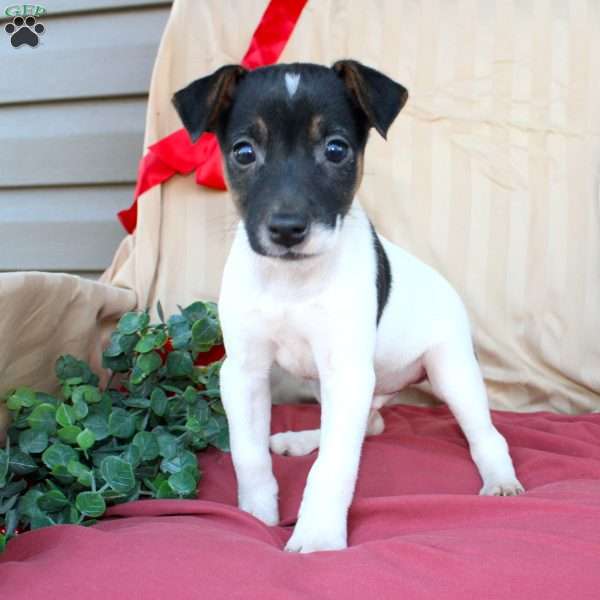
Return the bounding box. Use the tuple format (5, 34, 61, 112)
(173, 61, 408, 259)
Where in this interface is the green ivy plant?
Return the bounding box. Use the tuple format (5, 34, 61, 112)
(0, 301, 227, 552)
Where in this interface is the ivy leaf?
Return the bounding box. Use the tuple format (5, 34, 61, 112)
(76, 491, 106, 518)
(135, 331, 168, 353)
(56, 404, 77, 427)
(205, 302, 219, 320)
(165, 397, 186, 419)
(58, 425, 83, 444)
(100, 456, 135, 494)
(67, 459, 93, 486)
(188, 433, 208, 452)
(57, 505, 81, 525)
(210, 428, 230, 452)
(117, 312, 149, 335)
(167, 315, 191, 349)
(136, 351, 162, 376)
(71, 385, 101, 405)
(156, 300, 165, 323)
(166, 351, 193, 378)
(210, 400, 227, 416)
(108, 408, 136, 439)
(150, 388, 168, 416)
(189, 398, 210, 424)
(30, 514, 55, 530)
(8, 449, 38, 475)
(82, 414, 109, 441)
(185, 416, 203, 434)
(103, 332, 124, 357)
(132, 432, 160, 462)
(181, 301, 208, 324)
(3, 508, 18, 536)
(122, 397, 150, 409)
(168, 467, 198, 496)
(18, 489, 45, 518)
(0, 479, 27, 500)
(182, 386, 199, 404)
(102, 353, 131, 373)
(76, 428, 96, 451)
(7, 386, 36, 410)
(122, 444, 142, 468)
(55, 355, 99, 386)
(37, 489, 70, 512)
(160, 383, 184, 394)
(27, 403, 57, 433)
(72, 398, 89, 420)
(191, 317, 220, 351)
(18, 429, 49, 454)
(203, 416, 230, 452)
(203, 415, 225, 438)
(42, 443, 77, 471)
(0, 449, 8, 487)
(35, 392, 59, 406)
(129, 366, 146, 386)
(155, 480, 178, 499)
(119, 333, 139, 354)
(51, 464, 75, 485)
(160, 450, 198, 475)
(156, 432, 179, 459)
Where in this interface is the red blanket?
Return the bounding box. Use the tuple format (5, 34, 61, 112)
(2, 404, 600, 599)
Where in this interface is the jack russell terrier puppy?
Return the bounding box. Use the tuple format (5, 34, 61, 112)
(173, 60, 524, 553)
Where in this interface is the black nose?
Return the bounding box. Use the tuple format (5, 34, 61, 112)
(267, 213, 309, 248)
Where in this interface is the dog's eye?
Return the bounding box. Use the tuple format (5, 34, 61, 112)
(325, 139, 349, 163)
(232, 142, 256, 166)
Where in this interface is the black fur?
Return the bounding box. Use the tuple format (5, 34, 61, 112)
(172, 61, 408, 259)
(218, 64, 367, 256)
(333, 60, 409, 139)
(370, 223, 392, 324)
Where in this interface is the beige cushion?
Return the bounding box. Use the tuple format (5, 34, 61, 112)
(101, 0, 599, 413)
(0, 272, 136, 439)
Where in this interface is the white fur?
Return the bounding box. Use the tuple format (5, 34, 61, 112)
(285, 72, 300, 98)
(219, 201, 524, 554)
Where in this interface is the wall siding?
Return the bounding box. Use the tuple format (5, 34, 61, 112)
(1, 8, 171, 104)
(0, 2, 172, 278)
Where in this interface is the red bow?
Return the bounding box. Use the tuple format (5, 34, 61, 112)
(118, 0, 309, 234)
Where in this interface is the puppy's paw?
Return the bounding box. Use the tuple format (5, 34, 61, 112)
(285, 526, 347, 553)
(285, 513, 347, 553)
(239, 484, 279, 526)
(270, 430, 320, 456)
(480, 479, 525, 497)
(366, 409, 384, 436)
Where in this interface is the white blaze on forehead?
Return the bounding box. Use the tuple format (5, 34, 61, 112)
(285, 72, 301, 98)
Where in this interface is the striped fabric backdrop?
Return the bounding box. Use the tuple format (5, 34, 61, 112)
(106, 0, 600, 412)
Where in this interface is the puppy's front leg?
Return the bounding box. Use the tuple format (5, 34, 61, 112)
(220, 356, 279, 526)
(285, 355, 375, 553)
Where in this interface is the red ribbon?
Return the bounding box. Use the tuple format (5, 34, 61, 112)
(118, 0, 309, 234)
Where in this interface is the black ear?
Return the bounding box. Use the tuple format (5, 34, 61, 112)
(172, 65, 247, 142)
(332, 60, 408, 139)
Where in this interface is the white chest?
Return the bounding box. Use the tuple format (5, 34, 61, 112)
(265, 303, 322, 380)
(273, 333, 318, 379)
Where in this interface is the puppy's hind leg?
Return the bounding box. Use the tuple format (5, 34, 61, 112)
(424, 342, 524, 496)
(270, 408, 384, 457)
(270, 429, 321, 456)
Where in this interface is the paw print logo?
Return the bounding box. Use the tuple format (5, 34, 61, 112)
(4, 16, 45, 48)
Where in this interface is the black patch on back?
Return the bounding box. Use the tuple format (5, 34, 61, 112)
(370, 223, 392, 324)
